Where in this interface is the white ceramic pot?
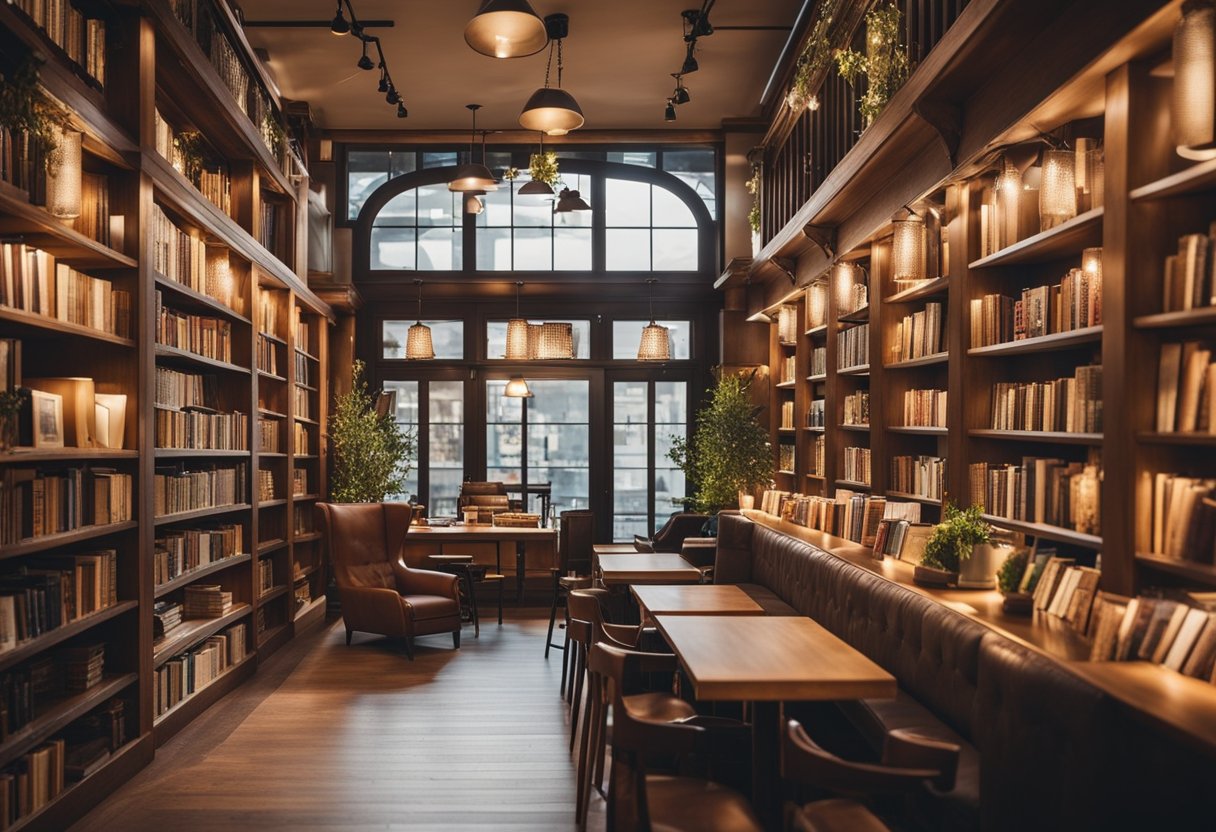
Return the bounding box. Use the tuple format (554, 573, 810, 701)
(957, 542, 1012, 589)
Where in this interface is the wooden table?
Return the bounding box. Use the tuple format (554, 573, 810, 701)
(596, 553, 703, 586)
(407, 524, 556, 600)
(631, 584, 763, 617)
(653, 614, 896, 826)
(592, 543, 640, 555)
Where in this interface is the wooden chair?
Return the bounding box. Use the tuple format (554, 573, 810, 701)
(316, 502, 463, 659)
(591, 641, 763, 832)
(546, 510, 595, 659)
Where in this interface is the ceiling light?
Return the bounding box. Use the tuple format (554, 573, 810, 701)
(519, 14, 584, 135)
(665, 100, 676, 122)
(405, 279, 435, 360)
(377, 71, 388, 93)
(518, 179, 554, 195)
(505, 281, 530, 359)
(397, 103, 408, 118)
(554, 187, 590, 213)
(638, 279, 671, 361)
(449, 104, 499, 192)
(331, 1, 350, 35)
(465, 0, 549, 59)
(386, 87, 399, 104)
(357, 39, 374, 70)
(504, 376, 534, 398)
(682, 47, 698, 75)
(673, 81, 690, 105)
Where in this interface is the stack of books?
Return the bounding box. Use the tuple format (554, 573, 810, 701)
(58, 644, 105, 694)
(1155, 342, 1216, 434)
(843, 391, 869, 426)
(990, 365, 1103, 432)
(1090, 592, 1216, 685)
(183, 585, 233, 619)
(890, 302, 944, 362)
(1161, 225, 1216, 313)
(152, 601, 183, 637)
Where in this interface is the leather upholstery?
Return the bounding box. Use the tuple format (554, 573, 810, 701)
(789, 798, 890, 832)
(317, 502, 462, 643)
(636, 513, 711, 553)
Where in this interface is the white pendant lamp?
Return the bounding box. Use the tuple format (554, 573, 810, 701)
(505, 281, 530, 360)
(405, 279, 435, 360)
(465, 0, 549, 59)
(637, 279, 671, 362)
(503, 376, 534, 398)
(449, 104, 499, 193)
(519, 14, 584, 136)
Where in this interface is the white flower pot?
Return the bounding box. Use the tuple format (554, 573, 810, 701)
(957, 542, 1012, 589)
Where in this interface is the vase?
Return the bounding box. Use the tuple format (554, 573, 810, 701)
(957, 542, 1012, 589)
(738, 492, 755, 510)
(751, 230, 761, 256)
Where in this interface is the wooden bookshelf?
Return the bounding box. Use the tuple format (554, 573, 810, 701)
(967, 207, 1105, 269)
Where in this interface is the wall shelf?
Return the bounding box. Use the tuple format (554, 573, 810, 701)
(969, 429, 1103, 445)
(968, 208, 1104, 268)
(967, 326, 1103, 357)
(980, 514, 1102, 549)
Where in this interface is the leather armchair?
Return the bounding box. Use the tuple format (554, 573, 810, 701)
(316, 502, 463, 659)
(633, 512, 710, 553)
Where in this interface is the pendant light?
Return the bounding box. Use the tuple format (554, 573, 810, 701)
(519, 14, 584, 136)
(405, 279, 435, 360)
(553, 187, 590, 213)
(503, 376, 534, 398)
(449, 104, 499, 193)
(891, 211, 927, 284)
(637, 279, 671, 362)
(1173, 0, 1216, 160)
(518, 132, 555, 196)
(330, 0, 350, 35)
(464, 192, 486, 215)
(465, 0, 549, 59)
(505, 281, 530, 359)
(45, 126, 82, 220)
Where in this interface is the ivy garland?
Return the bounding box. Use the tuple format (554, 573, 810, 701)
(787, 0, 840, 111)
(835, 3, 910, 128)
(745, 165, 762, 233)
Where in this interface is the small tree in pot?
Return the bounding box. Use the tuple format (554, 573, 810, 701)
(329, 360, 416, 503)
(668, 369, 773, 525)
(914, 502, 990, 587)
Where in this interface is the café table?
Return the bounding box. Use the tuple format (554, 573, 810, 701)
(652, 614, 896, 827)
(406, 523, 555, 601)
(596, 553, 703, 586)
(630, 584, 763, 618)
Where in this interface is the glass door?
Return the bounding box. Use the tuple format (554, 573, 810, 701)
(610, 378, 689, 541)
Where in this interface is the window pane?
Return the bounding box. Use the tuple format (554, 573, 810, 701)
(529, 379, 590, 422)
(613, 380, 649, 542)
(554, 228, 592, 270)
(383, 320, 464, 359)
(348, 150, 390, 172)
(663, 149, 716, 219)
(653, 187, 696, 227)
(417, 228, 462, 271)
(476, 227, 512, 271)
(374, 190, 416, 225)
(370, 227, 416, 270)
(605, 229, 650, 271)
(655, 382, 687, 423)
(554, 174, 593, 228)
(429, 380, 465, 517)
(528, 380, 589, 513)
(607, 151, 657, 167)
(612, 320, 692, 360)
(389, 152, 417, 177)
(422, 151, 459, 168)
(514, 227, 553, 271)
(417, 185, 456, 226)
(477, 185, 512, 227)
(652, 229, 698, 271)
(348, 171, 388, 221)
(606, 178, 650, 227)
(383, 380, 419, 502)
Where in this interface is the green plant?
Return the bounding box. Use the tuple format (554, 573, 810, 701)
(835, 3, 910, 127)
(0, 56, 70, 171)
(668, 369, 773, 513)
(0, 389, 27, 450)
(172, 130, 208, 183)
(261, 111, 286, 159)
(745, 167, 762, 234)
(996, 550, 1028, 594)
(787, 0, 839, 110)
(328, 360, 415, 503)
(920, 502, 991, 573)
(529, 150, 560, 187)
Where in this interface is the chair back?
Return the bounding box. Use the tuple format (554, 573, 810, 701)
(316, 502, 413, 590)
(651, 512, 710, 552)
(558, 510, 594, 574)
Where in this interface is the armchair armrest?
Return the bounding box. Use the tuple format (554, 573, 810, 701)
(392, 560, 460, 600)
(882, 729, 960, 792)
(632, 534, 655, 553)
(338, 585, 408, 638)
(782, 720, 947, 798)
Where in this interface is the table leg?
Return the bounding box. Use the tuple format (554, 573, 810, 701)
(466, 571, 480, 639)
(751, 700, 782, 829)
(516, 541, 526, 602)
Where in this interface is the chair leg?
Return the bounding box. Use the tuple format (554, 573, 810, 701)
(403, 636, 414, 661)
(453, 628, 461, 649)
(593, 698, 608, 797)
(559, 621, 571, 695)
(545, 576, 560, 658)
(570, 643, 586, 753)
(465, 571, 480, 639)
(497, 575, 504, 625)
(564, 626, 576, 702)
(576, 673, 600, 826)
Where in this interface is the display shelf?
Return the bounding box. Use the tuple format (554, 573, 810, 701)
(258, 407, 288, 419)
(968, 429, 1103, 445)
(837, 364, 871, 376)
(980, 514, 1102, 549)
(885, 490, 942, 506)
(260, 498, 288, 508)
(295, 348, 319, 362)
(967, 326, 1103, 357)
(294, 595, 326, 623)
(258, 585, 289, 604)
(839, 424, 871, 432)
(293, 532, 323, 544)
(835, 479, 872, 490)
(153, 653, 257, 741)
(259, 331, 287, 346)
(154, 344, 250, 375)
(258, 452, 288, 459)
(153, 604, 252, 667)
(838, 305, 870, 324)
(1133, 307, 1216, 329)
(0, 673, 138, 770)
(0, 189, 137, 270)
(0, 602, 138, 674)
(1129, 158, 1216, 201)
(258, 538, 288, 554)
(884, 276, 949, 304)
(0, 306, 136, 348)
(154, 554, 252, 599)
(1135, 554, 1216, 586)
(154, 504, 252, 527)
(0, 449, 138, 465)
(807, 373, 827, 382)
(293, 564, 320, 581)
(805, 324, 828, 337)
(775, 381, 797, 389)
(0, 522, 138, 561)
(258, 370, 288, 383)
(1136, 431, 1216, 446)
(154, 449, 251, 459)
(153, 273, 250, 325)
(968, 207, 1104, 268)
(885, 352, 949, 370)
(887, 426, 948, 435)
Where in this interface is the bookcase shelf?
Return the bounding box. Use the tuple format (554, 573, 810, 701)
(0, 602, 138, 674)
(1134, 554, 1216, 586)
(775, 381, 797, 389)
(884, 276, 949, 304)
(294, 595, 326, 623)
(153, 449, 251, 459)
(887, 426, 948, 436)
(840, 424, 871, 432)
(0, 448, 138, 465)
(885, 352, 949, 370)
(1136, 431, 1216, 446)
(0, 188, 137, 270)
(980, 514, 1102, 549)
(0, 522, 139, 561)
(838, 306, 870, 324)
(835, 479, 872, 490)
(1129, 157, 1216, 201)
(805, 324, 828, 337)
(154, 504, 252, 527)
(293, 532, 323, 544)
(258, 585, 289, 604)
(1133, 306, 1216, 329)
(154, 554, 252, 599)
(259, 370, 287, 382)
(807, 373, 827, 382)
(0, 306, 135, 348)
(967, 326, 1103, 357)
(885, 490, 942, 506)
(153, 274, 251, 325)
(153, 344, 250, 376)
(968, 207, 1104, 268)
(153, 652, 256, 737)
(837, 364, 871, 376)
(258, 538, 288, 554)
(0, 673, 139, 770)
(968, 429, 1104, 445)
(260, 498, 288, 508)
(153, 604, 252, 667)
(804, 426, 826, 433)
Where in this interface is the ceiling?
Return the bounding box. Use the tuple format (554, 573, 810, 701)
(240, 0, 803, 131)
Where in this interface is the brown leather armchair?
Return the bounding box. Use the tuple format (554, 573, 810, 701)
(316, 502, 463, 659)
(633, 512, 710, 553)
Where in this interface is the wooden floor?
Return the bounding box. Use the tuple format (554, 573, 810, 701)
(72, 612, 601, 831)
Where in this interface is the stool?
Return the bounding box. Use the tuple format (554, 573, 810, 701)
(428, 555, 504, 637)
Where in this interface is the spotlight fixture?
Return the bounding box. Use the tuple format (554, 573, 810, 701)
(671, 74, 691, 105)
(637, 279, 671, 362)
(465, 0, 549, 59)
(405, 279, 435, 360)
(681, 47, 699, 75)
(664, 100, 677, 122)
(330, 0, 350, 35)
(397, 103, 408, 118)
(449, 104, 499, 192)
(386, 87, 400, 105)
(357, 41, 374, 70)
(332, 1, 407, 119)
(682, 5, 713, 38)
(517, 133, 556, 196)
(377, 69, 388, 93)
(519, 14, 584, 136)
(554, 187, 590, 213)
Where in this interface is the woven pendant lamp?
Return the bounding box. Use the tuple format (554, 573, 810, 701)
(405, 279, 435, 360)
(505, 281, 530, 359)
(637, 279, 671, 361)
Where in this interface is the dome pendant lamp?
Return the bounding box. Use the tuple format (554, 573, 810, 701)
(637, 279, 671, 362)
(449, 104, 499, 193)
(405, 279, 435, 360)
(519, 14, 584, 136)
(465, 0, 549, 59)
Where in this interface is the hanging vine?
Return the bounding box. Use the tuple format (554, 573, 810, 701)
(835, 3, 910, 127)
(745, 164, 762, 234)
(786, 0, 842, 111)
(0, 55, 72, 171)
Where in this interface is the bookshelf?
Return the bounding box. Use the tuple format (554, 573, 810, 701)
(0, 1, 331, 826)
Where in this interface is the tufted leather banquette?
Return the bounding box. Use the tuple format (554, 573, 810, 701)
(713, 513, 1212, 831)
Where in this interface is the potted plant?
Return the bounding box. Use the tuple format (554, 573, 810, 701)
(328, 360, 416, 503)
(668, 369, 772, 530)
(913, 502, 990, 587)
(997, 551, 1034, 614)
(0, 389, 26, 452)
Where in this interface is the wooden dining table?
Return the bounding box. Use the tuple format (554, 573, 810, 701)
(630, 584, 763, 617)
(405, 523, 556, 600)
(595, 553, 704, 586)
(652, 614, 897, 826)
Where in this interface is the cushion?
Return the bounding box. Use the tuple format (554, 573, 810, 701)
(401, 594, 460, 621)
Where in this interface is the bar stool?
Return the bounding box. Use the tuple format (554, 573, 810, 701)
(546, 510, 595, 659)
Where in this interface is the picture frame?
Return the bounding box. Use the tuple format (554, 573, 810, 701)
(30, 389, 64, 449)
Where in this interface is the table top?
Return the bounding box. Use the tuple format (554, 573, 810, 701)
(631, 584, 763, 616)
(653, 615, 896, 702)
(407, 524, 556, 541)
(597, 553, 703, 585)
(592, 543, 640, 555)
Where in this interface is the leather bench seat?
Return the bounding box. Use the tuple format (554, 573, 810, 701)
(735, 582, 799, 616)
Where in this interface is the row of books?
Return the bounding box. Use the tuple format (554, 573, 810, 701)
(843, 446, 871, 486)
(1156, 341, 1216, 434)
(291, 468, 308, 496)
(0, 550, 119, 652)
(0, 243, 131, 338)
(184, 584, 232, 619)
(890, 302, 943, 363)
(779, 355, 796, 385)
(294, 504, 314, 535)
(969, 268, 1102, 349)
(780, 401, 795, 431)
(902, 388, 947, 428)
(890, 455, 945, 501)
(778, 444, 795, 473)
(257, 336, 279, 376)
(258, 558, 274, 596)
(843, 391, 869, 426)
(989, 364, 1103, 433)
(153, 523, 245, 587)
(0, 643, 105, 738)
(155, 291, 234, 364)
(811, 434, 824, 478)
(1162, 225, 1216, 313)
(154, 366, 219, 412)
(838, 323, 869, 369)
(872, 517, 932, 561)
(1026, 555, 1102, 633)
(10, 0, 107, 86)
(760, 488, 921, 545)
(155, 408, 248, 452)
(807, 399, 825, 429)
(0, 737, 64, 825)
(969, 455, 1101, 536)
(295, 316, 313, 355)
(294, 423, 311, 456)
(258, 292, 281, 340)
(153, 621, 248, 718)
(258, 198, 285, 256)
(1090, 592, 1216, 686)
(0, 468, 132, 545)
(294, 386, 311, 420)
(0, 128, 45, 198)
(810, 346, 826, 377)
(150, 203, 236, 310)
(153, 463, 247, 518)
(72, 173, 116, 249)
(258, 418, 280, 453)
(1148, 474, 1214, 563)
(257, 469, 277, 502)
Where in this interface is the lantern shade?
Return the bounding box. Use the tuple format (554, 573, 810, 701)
(519, 87, 585, 135)
(776, 305, 799, 344)
(449, 162, 499, 192)
(832, 263, 865, 315)
(529, 322, 574, 359)
(1081, 247, 1103, 280)
(464, 0, 549, 58)
(1173, 0, 1216, 160)
(405, 322, 435, 360)
(891, 215, 927, 283)
(205, 245, 234, 307)
(637, 322, 670, 361)
(503, 376, 534, 397)
(504, 318, 530, 359)
(46, 127, 82, 220)
(1039, 149, 1077, 230)
(806, 283, 828, 330)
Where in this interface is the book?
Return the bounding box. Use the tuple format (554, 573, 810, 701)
(1163, 608, 1210, 671)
